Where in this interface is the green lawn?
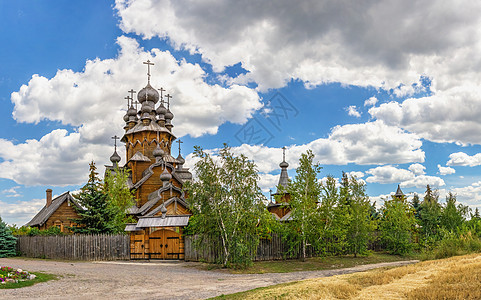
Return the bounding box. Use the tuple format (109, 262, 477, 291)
(197, 252, 416, 274)
(0, 272, 57, 289)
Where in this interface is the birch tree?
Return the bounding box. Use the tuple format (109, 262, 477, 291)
(185, 145, 268, 268)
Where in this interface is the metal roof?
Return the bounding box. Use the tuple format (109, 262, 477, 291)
(25, 192, 82, 227)
(137, 215, 190, 228)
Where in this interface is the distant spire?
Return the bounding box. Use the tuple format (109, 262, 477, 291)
(277, 147, 289, 190)
(395, 184, 404, 198)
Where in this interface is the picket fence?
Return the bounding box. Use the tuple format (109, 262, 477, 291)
(16, 234, 130, 261)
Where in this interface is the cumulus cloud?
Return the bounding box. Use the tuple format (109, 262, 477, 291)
(115, 1, 481, 146)
(447, 152, 481, 167)
(346, 105, 361, 117)
(116, 0, 481, 94)
(2, 186, 21, 198)
(228, 121, 424, 174)
(365, 164, 444, 188)
(0, 198, 45, 226)
(5, 36, 261, 186)
(364, 96, 378, 107)
(451, 181, 481, 209)
(348, 171, 364, 179)
(438, 164, 456, 175)
(408, 163, 426, 176)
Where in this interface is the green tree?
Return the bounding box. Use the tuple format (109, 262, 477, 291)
(411, 193, 421, 220)
(185, 145, 268, 268)
(379, 195, 416, 255)
(0, 216, 17, 257)
(344, 176, 375, 257)
(104, 167, 136, 233)
(419, 185, 442, 243)
(285, 150, 322, 261)
(440, 192, 468, 233)
(70, 161, 117, 234)
(319, 175, 346, 255)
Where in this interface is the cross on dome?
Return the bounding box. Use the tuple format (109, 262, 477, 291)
(143, 60, 154, 84)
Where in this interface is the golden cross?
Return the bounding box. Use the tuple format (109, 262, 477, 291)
(143, 60, 154, 83)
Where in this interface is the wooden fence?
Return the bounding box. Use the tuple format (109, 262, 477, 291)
(184, 234, 316, 263)
(16, 234, 130, 261)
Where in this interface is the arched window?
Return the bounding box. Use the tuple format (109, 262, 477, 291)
(54, 220, 63, 232)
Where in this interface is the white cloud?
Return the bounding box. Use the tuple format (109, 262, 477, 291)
(364, 96, 378, 107)
(259, 173, 280, 193)
(366, 165, 414, 184)
(229, 121, 424, 174)
(0, 198, 45, 226)
(2, 186, 21, 198)
(401, 175, 445, 189)
(451, 181, 481, 208)
(5, 36, 261, 186)
(348, 171, 364, 179)
(115, 0, 481, 97)
(447, 152, 481, 167)
(438, 164, 456, 175)
(365, 164, 444, 188)
(408, 163, 426, 176)
(346, 105, 361, 117)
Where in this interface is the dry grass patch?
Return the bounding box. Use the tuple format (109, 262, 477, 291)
(213, 253, 481, 300)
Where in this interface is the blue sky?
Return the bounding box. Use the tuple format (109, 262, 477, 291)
(2, 0, 481, 225)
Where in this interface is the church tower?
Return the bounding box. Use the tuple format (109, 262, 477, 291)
(267, 147, 292, 220)
(116, 61, 192, 259)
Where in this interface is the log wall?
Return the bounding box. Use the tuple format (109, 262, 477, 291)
(16, 234, 130, 261)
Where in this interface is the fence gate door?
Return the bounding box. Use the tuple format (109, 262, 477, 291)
(149, 230, 164, 259)
(148, 229, 181, 259)
(130, 233, 145, 260)
(164, 230, 181, 259)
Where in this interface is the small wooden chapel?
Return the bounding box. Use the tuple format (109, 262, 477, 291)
(108, 60, 193, 260)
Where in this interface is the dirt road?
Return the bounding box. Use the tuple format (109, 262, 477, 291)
(0, 258, 418, 300)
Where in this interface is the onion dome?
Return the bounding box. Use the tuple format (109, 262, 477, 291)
(156, 103, 167, 115)
(153, 144, 165, 158)
(127, 106, 137, 117)
(176, 153, 185, 165)
(123, 113, 129, 122)
(280, 161, 289, 168)
(141, 112, 151, 120)
(160, 167, 172, 182)
(110, 150, 121, 165)
(164, 109, 174, 120)
(141, 103, 153, 114)
(137, 83, 159, 104)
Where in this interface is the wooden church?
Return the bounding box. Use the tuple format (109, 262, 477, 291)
(108, 60, 193, 260)
(267, 147, 292, 221)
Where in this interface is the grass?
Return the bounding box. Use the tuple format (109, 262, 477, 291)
(0, 272, 57, 289)
(211, 253, 481, 300)
(196, 252, 416, 274)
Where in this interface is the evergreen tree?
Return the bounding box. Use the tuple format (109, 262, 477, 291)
(440, 192, 468, 232)
(286, 150, 323, 261)
(0, 216, 17, 257)
(70, 161, 117, 234)
(411, 193, 421, 220)
(419, 185, 441, 242)
(473, 208, 481, 219)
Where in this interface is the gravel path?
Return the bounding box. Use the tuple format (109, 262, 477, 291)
(0, 258, 418, 300)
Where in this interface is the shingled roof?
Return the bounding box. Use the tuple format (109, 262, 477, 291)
(25, 192, 82, 227)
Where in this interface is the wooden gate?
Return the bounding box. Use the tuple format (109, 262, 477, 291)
(148, 229, 182, 259)
(130, 232, 145, 260)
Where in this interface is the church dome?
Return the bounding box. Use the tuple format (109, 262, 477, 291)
(156, 103, 167, 115)
(137, 83, 159, 104)
(110, 150, 121, 164)
(160, 167, 172, 182)
(153, 144, 165, 158)
(280, 161, 289, 168)
(141, 103, 153, 113)
(127, 106, 137, 116)
(176, 153, 185, 165)
(165, 109, 174, 120)
(123, 113, 129, 122)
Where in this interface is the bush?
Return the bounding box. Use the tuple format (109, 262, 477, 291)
(0, 217, 17, 257)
